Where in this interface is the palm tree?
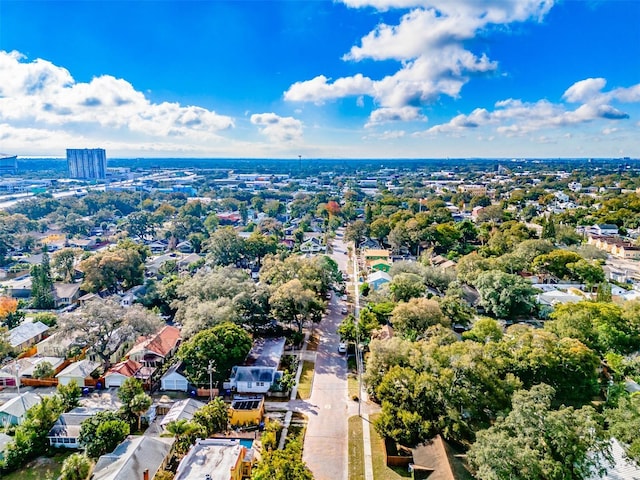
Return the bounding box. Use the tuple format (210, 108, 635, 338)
(130, 393, 152, 432)
(164, 419, 206, 454)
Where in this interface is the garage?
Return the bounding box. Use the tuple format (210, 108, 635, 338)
(161, 362, 189, 392)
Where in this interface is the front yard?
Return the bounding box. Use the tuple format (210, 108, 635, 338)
(3, 451, 75, 480)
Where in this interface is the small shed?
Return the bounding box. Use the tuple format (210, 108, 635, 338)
(55, 359, 99, 387)
(161, 361, 189, 392)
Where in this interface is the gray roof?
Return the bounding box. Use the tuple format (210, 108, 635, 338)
(56, 359, 99, 379)
(92, 436, 175, 480)
(0, 392, 42, 419)
(231, 366, 277, 383)
(160, 398, 205, 427)
(8, 321, 49, 348)
(47, 406, 108, 438)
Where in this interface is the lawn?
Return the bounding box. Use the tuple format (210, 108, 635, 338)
(369, 413, 411, 480)
(3, 451, 75, 480)
(348, 415, 365, 480)
(348, 372, 360, 399)
(296, 360, 315, 399)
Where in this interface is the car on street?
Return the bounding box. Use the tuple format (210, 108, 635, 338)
(341, 306, 348, 314)
(338, 342, 347, 353)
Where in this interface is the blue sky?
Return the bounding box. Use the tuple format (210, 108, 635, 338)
(0, 0, 639, 158)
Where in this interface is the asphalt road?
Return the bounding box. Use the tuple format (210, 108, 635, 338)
(302, 232, 352, 480)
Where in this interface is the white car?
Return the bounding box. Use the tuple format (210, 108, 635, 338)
(338, 342, 347, 353)
(341, 306, 348, 315)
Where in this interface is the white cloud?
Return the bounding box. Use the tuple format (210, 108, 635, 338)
(423, 78, 639, 137)
(366, 106, 426, 127)
(0, 50, 235, 152)
(250, 112, 303, 143)
(285, 0, 553, 120)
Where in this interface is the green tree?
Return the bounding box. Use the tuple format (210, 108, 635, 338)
(79, 411, 130, 458)
(269, 279, 325, 333)
(463, 318, 503, 343)
(60, 453, 92, 480)
(251, 437, 314, 480)
(164, 419, 206, 455)
(605, 393, 640, 463)
(541, 217, 556, 239)
(389, 272, 426, 302)
(57, 380, 82, 411)
(79, 246, 145, 293)
(474, 270, 538, 318)
(532, 249, 582, 279)
(344, 220, 367, 246)
(546, 301, 640, 355)
(204, 226, 245, 267)
(60, 299, 162, 369)
(130, 392, 152, 432)
(178, 322, 252, 385)
(52, 248, 81, 282)
(390, 297, 448, 339)
(33, 360, 54, 379)
(30, 250, 54, 309)
(468, 384, 609, 480)
(192, 397, 229, 435)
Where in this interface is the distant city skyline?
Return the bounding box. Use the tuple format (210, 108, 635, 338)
(0, 0, 638, 159)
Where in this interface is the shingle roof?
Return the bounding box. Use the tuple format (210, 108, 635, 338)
(128, 325, 181, 358)
(106, 359, 142, 378)
(8, 321, 49, 348)
(92, 436, 175, 480)
(160, 398, 205, 428)
(0, 392, 42, 419)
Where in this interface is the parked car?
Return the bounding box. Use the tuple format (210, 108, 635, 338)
(338, 342, 347, 353)
(341, 306, 348, 315)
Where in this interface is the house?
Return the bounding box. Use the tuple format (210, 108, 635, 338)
(160, 398, 206, 430)
(48, 406, 107, 448)
(0, 392, 42, 426)
(53, 282, 81, 308)
(8, 320, 49, 350)
(1, 274, 32, 298)
(362, 248, 390, 263)
(229, 395, 264, 427)
(175, 240, 194, 253)
(147, 241, 169, 254)
(104, 359, 143, 388)
(18, 356, 65, 378)
(127, 325, 181, 367)
(300, 237, 326, 254)
(592, 224, 619, 236)
(177, 253, 202, 270)
(536, 289, 584, 306)
(55, 359, 99, 387)
(367, 271, 392, 291)
(92, 435, 175, 480)
(224, 337, 285, 394)
(160, 361, 190, 392)
(36, 330, 79, 358)
(408, 435, 473, 479)
(174, 438, 254, 480)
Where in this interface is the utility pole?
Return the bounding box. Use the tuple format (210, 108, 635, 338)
(207, 360, 215, 402)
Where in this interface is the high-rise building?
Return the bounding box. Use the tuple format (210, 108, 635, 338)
(0, 154, 18, 175)
(66, 148, 107, 179)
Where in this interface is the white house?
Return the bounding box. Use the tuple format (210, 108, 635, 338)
(55, 359, 99, 387)
(104, 359, 143, 388)
(300, 237, 326, 254)
(224, 366, 280, 394)
(48, 406, 107, 448)
(160, 361, 189, 392)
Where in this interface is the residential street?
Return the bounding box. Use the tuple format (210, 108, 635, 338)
(301, 233, 353, 480)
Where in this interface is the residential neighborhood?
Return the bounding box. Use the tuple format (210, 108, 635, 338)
(1, 158, 640, 479)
